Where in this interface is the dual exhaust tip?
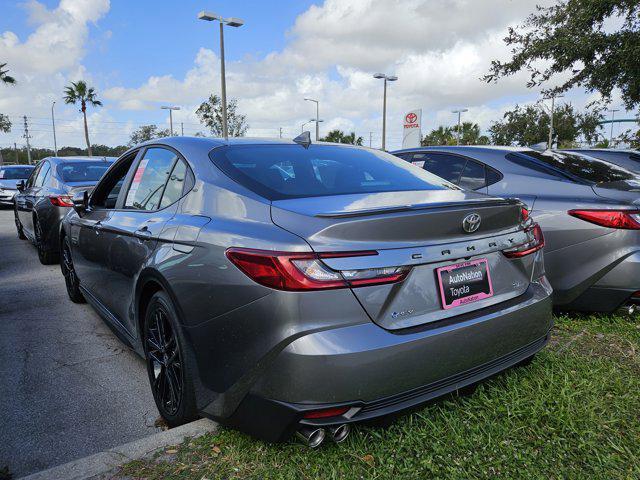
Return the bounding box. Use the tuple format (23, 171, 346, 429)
(296, 424, 350, 448)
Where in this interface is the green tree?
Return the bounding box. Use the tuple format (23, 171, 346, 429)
(0, 113, 10, 133)
(63, 80, 103, 156)
(422, 126, 456, 146)
(422, 123, 488, 146)
(196, 94, 248, 137)
(128, 124, 171, 147)
(488, 103, 604, 147)
(0, 63, 16, 85)
(319, 129, 363, 145)
(484, 0, 640, 110)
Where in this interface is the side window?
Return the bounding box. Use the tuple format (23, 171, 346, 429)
(420, 153, 467, 184)
(91, 153, 138, 209)
(34, 161, 50, 187)
(486, 167, 502, 187)
(26, 164, 41, 188)
(159, 159, 188, 209)
(458, 159, 486, 190)
(124, 148, 177, 211)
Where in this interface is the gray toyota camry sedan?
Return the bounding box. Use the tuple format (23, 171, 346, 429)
(393, 146, 640, 313)
(60, 136, 551, 446)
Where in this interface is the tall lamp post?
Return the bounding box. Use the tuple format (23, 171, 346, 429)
(373, 73, 397, 150)
(544, 94, 563, 149)
(608, 108, 620, 145)
(304, 98, 319, 140)
(301, 120, 312, 133)
(161, 106, 180, 136)
(51, 101, 58, 156)
(198, 11, 244, 140)
(309, 118, 323, 139)
(451, 108, 468, 145)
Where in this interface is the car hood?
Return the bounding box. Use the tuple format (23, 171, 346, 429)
(0, 179, 19, 189)
(592, 180, 640, 205)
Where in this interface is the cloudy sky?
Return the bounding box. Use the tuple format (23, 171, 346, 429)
(0, 0, 634, 151)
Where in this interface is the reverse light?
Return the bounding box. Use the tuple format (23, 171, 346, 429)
(225, 248, 410, 291)
(49, 195, 74, 207)
(568, 209, 640, 230)
(503, 223, 545, 258)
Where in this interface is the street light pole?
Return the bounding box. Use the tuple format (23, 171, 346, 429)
(609, 108, 620, 145)
(301, 120, 311, 133)
(373, 73, 397, 150)
(51, 101, 58, 156)
(161, 106, 181, 136)
(198, 11, 244, 140)
(304, 98, 319, 140)
(544, 94, 563, 149)
(451, 108, 468, 145)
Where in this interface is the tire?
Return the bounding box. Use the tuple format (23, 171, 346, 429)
(15, 209, 26, 240)
(34, 217, 58, 265)
(144, 291, 198, 427)
(60, 235, 86, 303)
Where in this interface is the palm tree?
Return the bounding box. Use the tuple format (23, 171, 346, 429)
(0, 63, 16, 85)
(63, 80, 102, 156)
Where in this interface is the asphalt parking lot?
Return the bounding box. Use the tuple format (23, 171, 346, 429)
(0, 208, 160, 478)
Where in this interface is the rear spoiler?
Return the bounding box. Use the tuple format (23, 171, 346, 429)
(315, 198, 523, 219)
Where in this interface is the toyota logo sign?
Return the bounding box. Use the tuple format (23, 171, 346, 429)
(462, 213, 482, 233)
(405, 112, 417, 124)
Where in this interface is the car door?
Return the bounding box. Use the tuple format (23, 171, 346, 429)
(19, 161, 49, 237)
(15, 163, 40, 230)
(89, 146, 184, 335)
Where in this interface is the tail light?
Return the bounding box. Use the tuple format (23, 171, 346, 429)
(225, 248, 410, 291)
(503, 223, 545, 258)
(520, 206, 530, 222)
(568, 209, 640, 229)
(49, 195, 73, 207)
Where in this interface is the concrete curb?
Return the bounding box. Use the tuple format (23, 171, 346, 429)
(19, 418, 217, 480)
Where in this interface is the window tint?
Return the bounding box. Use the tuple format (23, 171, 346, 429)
(91, 154, 138, 209)
(486, 167, 502, 187)
(515, 151, 635, 184)
(419, 153, 467, 184)
(57, 161, 112, 183)
(458, 159, 486, 190)
(0, 167, 33, 180)
(34, 162, 50, 187)
(159, 159, 188, 209)
(26, 164, 41, 187)
(124, 148, 177, 210)
(210, 145, 456, 200)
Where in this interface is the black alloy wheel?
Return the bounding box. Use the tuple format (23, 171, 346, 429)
(34, 217, 57, 265)
(144, 292, 198, 427)
(61, 236, 85, 303)
(15, 209, 26, 240)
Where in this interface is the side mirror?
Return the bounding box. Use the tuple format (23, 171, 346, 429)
(72, 190, 89, 216)
(16, 180, 25, 192)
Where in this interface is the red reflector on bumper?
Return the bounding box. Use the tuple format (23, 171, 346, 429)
(302, 406, 350, 419)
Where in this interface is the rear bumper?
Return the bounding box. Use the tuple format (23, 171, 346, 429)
(212, 279, 553, 441)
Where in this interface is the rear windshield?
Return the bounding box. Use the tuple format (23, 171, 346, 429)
(0, 167, 33, 180)
(209, 144, 457, 200)
(56, 161, 112, 183)
(512, 150, 635, 184)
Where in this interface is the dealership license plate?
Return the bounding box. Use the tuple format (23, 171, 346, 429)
(436, 259, 494, 310)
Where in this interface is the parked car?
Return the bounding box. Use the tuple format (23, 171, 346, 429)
(393, 145, 640, 312)
(60, 137, 551, 446)
(14, 156, 114, 264)
(0, 164, 34, 206)
(563, 148, 640, 173)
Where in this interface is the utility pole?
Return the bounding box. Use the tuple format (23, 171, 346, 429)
(369, 131, 373, 148)
(304, 98, 320, 140)
(23, 116, 32, 165)
(279, 127, 283, 138)
(14, 142, 18, 163)
(545, 94, 563, 149)
(51, 101, 58, 156)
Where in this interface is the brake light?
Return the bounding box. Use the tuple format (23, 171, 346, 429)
(225, 248, 410, 291)
(302, 406, 350, 419)
(48, 195, 73, 207)
(568, 209, 640, 229)
(503, 223, 545, 258)
(521, 206, 530, 221)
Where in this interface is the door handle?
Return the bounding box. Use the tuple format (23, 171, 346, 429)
(134, 227, 152, 240)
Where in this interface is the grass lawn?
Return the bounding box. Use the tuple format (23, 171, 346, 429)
(118, 314, 640, 479)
